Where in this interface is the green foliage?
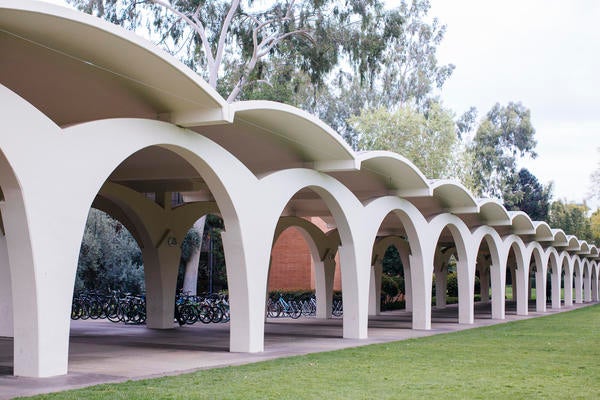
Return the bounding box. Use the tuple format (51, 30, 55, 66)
(76, 209, 144, 294)
(351, 101, 462, 179)
(469, 102, 537, 198)
(502, 168, 553, 221)
(382, 245, 403, 277)
(548, 200, 594, 243)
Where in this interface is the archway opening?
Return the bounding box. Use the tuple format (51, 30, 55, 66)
(431, 224, 471, 325)
(368, 210, 416, 330)
(264, 186, 352, 343)
(69, 144, 236, 375)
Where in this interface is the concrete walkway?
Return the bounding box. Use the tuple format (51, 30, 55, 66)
(0, 301, 592, 399)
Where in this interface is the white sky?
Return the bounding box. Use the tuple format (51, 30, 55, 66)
(39, 0, 600, 209)
(429, 0, 600, 210)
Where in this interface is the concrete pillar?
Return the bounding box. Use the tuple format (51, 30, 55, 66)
(490, 258, 506, 319)
(0, 234, 13, 337)
(435, 265, 447, 309)
(315, 258, 335, 319)
(410, 253, 432, 330)
(457, 258, 475, 324)
(515, 263, 529, 316)
(575, 269, 583, 304)
(584, 268, 592, 302)
(143, 244, 181, 329)
(551, 266, 562, 310)
(338, 244, 370, 340)
(369, 260, 383, 316)
(592, 270, 599, 302)
(479, 266, 490, 303)
(399, 248, 412, 312)
(535, 266, 546, 313)
(564, 268, 573, 307)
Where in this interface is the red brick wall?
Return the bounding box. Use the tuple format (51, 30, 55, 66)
(269, 218, 342, 292)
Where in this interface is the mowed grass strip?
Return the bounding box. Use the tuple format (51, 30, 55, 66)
(22, 305, 600, 400)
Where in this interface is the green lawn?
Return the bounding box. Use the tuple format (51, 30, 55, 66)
(22, 305, 600, 399)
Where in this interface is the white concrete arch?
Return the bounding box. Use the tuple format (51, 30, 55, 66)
(560, 251, 574, 307)
(477, 198, 512, 226)
(546, 247, 562, 309)
(526, 242, 547, 313)
(93, 182, 220, 329)
(573, 256, 584, 304)
(231, 101, 358, 172)
(582, 258, 592, 302)
(357, 151, 432, 197)
(362, 196, 431, 329)
(590, 260, 599, 302)
(501, 235, 528, 315)
(471, 226, 504, 319)
(508, 211, 536, 235)
(429, 180, 479, 214)
(427, 213, 475, 324)
(258, 168, 370, 339)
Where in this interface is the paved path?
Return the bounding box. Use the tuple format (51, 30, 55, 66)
(0, 302, 592, 399)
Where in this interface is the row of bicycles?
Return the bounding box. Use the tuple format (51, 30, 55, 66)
(71, 290, 146, 324)
(266, 296, 343, 319)
(71, 290, 343, 325)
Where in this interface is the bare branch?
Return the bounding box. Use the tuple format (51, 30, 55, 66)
(149, 0, 216, 80)
(214, 0, 241, 81)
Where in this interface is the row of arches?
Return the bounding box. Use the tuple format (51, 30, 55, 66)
(0, 83, 597, 377)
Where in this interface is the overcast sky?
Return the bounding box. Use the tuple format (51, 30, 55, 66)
(40, 0, 600, 209)
(429, 0, 600, 210)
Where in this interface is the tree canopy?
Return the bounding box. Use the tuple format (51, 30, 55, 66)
(469, 102, 537, 198)
(350, 101, 463, 179)
(502, 168, 553, 221)
(547, 200, 593, 242)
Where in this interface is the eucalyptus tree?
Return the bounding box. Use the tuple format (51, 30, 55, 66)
(69, 0, 403, 103)
(350, 100, 463, 180)
(469, 102, 538, 198)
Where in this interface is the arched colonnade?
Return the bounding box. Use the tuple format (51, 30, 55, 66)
(0, 1, 598, 378)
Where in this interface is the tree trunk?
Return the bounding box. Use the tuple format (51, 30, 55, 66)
(182, 216, 206, 295)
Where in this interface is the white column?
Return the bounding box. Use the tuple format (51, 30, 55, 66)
(592, 270, 599, 302)
(369, 260, 383, 316)
(182, 217, 207, 296)
(584, 268, 592, 302)
(551, 266, 562, 309)
(490, 258, 506, 319)
(515, 262, 529, 316)
(480, 266, 490, 303)
(0, 234, 13, 337)
(410, 253, 433, 330)
(535, 266, 546, 313)
(143, 245, 181, 329)
(564, 268, 573, 307)
(315, 258, 335, 319)
(398, 247, 412, 312)
(457, 258, 475, 324)
(575, 269, 583, 304)
(435, 265, 447, 309)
